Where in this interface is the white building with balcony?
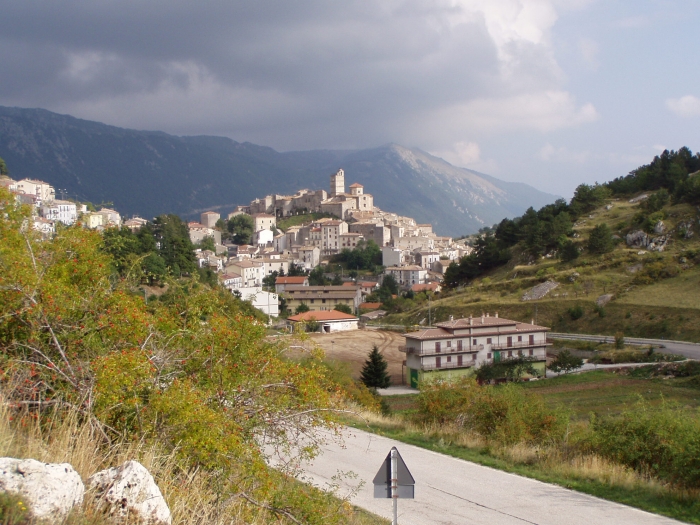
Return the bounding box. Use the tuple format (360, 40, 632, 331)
(401, 313, 549, 387)
(41, 200, 77, 225)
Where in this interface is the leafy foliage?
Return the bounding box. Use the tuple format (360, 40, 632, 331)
(334, 303, 353, 315)
(547, 349, 583, 374)
(443, 233, 511, 288)
(588, 400, 700, 488)
(360, 346, 391, 389)
(227, 214, 254, 245)
(0, 156, 7, 176)
(587, 223, 614, 254)
(415, 378, 567, 445)
(0, 187, 365, 524)
(332, 240, 382, 271)
(474, 356, 540, 383)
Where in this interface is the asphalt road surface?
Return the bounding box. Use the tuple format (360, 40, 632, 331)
(550, 332, 700, 360)
(297, 427, 683, 525)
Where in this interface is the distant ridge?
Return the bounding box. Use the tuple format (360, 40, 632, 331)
(0, 106, 558, 236)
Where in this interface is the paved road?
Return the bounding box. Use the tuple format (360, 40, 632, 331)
(296, 427, 682, 525)
(550, 332, 700, 360)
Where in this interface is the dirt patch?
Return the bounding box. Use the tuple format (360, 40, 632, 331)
(309, 329, 406, 385)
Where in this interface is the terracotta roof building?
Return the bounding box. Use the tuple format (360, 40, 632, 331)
(402, 313, 550, 387)
(286, 309, 359, 333)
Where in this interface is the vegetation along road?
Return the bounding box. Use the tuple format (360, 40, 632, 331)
(551, 332, 700, 360)
(297, 427, 683, 525)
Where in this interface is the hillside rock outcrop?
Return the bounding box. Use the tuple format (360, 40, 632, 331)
(0, 458, 84, 519)
(522, 280, 559, 301)
(89, 460, 171, 524)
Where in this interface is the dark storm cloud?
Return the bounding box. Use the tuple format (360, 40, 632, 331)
(0, 0, 564, 150)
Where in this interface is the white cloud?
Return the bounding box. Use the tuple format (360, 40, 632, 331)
(433, 90, 599, 135)
(454, 141, 482, 164)
(666, 95, 700, 118)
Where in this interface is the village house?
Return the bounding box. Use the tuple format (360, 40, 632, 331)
(96, 208, 122, 227)
(13, 179, 55, 204)
(41, 200, 77, 225)
(225, 260, 264, 288)
(123, 217, 148, 232)
(83, 212, 104, 229)
(275, 276, 309, 293)
(188, 222, 221, 245)
(260, 257, 289, 276)
(283, 285, 361, 313)
(219, 272, 243, 290)
(200, 211, 220, 228)
(401, 314, 550, 387)
(252, 213, 276, 232)
(286, 310, 359, 333)
(384, 265, 427, 287)
(296, 246, 320, 269)
(416, 251, 440, 270)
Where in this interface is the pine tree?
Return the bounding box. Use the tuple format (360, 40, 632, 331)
(360, 345, 391, 388)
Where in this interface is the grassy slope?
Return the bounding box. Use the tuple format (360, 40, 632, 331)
(367, 369, 700, 524)
(382, 198, 700, 340)
(276, 213, 336, 232)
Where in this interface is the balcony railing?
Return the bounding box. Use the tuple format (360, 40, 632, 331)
(421, 360, 476, 371)
(400, 344, 484, 356)
(490, 341, 552, 351)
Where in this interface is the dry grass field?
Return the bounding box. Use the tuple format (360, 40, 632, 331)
(309, 329, 407, 384)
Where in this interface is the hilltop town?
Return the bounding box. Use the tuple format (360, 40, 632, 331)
(0, 169, 471, 321)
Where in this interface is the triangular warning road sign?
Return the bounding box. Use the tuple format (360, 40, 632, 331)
(373, 447, 415, 499)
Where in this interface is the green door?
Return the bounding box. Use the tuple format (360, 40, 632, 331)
(409, 368, 419, 388)
(493, 351, 501, 363)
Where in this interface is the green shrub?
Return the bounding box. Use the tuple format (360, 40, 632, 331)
(415, 378, 568, 445)
(589, 401, 700, 488)
(568, 305, 584, 320)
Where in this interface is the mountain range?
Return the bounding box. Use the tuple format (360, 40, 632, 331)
(0, 106, 558, 236)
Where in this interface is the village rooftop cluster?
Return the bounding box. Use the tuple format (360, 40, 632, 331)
(0, 170, 472, 328)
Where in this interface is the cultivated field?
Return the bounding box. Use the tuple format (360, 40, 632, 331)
(309, 329, 407, 384)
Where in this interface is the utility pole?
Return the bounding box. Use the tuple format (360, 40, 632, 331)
(428, 295, 432, 327)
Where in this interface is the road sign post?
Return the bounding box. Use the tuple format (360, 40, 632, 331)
(373, 447, 414, 525)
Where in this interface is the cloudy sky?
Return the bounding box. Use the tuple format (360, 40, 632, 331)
(1, 0, 698, 197)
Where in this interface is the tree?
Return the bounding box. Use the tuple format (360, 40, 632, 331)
(196, 236, 216, 252)
(588, 223, 614, 254)
(308, 265, 328, 286)
(559, 240, 580, 262)
(332, 273, 343, 285)
(475, 356, 539, 383)
(287, 262, 306, 277)
(547, 350, 583, 374)
(151, 214, 197, 276)
(334, 303, 353, 314)
(295, 302, 310, 314)
(0, 156, 7, 176)
(360, 346, 391, 388)
(228, 214, 254, 245)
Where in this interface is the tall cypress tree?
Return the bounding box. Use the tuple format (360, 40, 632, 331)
(360, 345, 391, 388)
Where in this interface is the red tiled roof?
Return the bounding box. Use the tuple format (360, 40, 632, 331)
(276, 276, 308, 284)
(349, 183, 363, 188)
(287, 310, 358, 322)
(359, 302, 381, 310)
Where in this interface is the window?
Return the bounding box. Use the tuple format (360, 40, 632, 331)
(457, 340, 463, 351)
(487, 338, 492, 344)
(472, 354, 477, 361)
(529, 349, 534, 356)
(446, 341, 451, 348)
(518, 336, 523, 342)
(446, 356, 451, 363)
(435, 342, 441, 353)
(529, 334, 535, 345)
(473, 339, 477, 346)
(322, 299, 326, 303)
(487, 353, 492, 359)
(507, 351, 512, 357)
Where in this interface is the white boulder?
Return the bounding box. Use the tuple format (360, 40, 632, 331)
(89, 460, 171, 524)
(0, 458, 84, 520)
